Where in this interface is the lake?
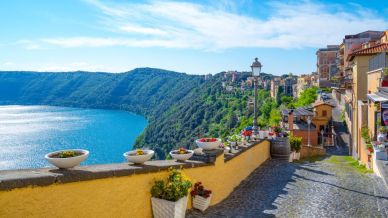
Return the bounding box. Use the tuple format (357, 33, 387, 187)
(0, 105, 148, 170)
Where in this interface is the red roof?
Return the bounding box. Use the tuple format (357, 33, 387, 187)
(348, 43, 388, 61)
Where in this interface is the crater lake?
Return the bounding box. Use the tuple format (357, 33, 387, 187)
(0, 105, 148, 170)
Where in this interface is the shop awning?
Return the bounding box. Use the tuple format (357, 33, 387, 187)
(367, 93, 388, 102)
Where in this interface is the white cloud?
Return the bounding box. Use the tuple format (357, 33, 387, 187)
(24, 0, 388, 50)
(17, 40, 42, 50)
(3, 62, 14, 66)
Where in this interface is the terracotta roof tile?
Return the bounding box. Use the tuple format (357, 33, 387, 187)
(348, 43, 388, 61)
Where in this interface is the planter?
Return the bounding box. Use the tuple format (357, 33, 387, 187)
(377, 133, 386, 143)
(228, 140, 237, 147)
(192, 194, 212, 212)
(45, 149, 89, 169)
(289, 151, 295, 162)
(123, 150, 154, 164)
(195, 138, 221, 150)
(294, 152, 300, 160)
(151, 196, 188, 218)
(169, 150, 194, 161)
(223, 146, 230, 154)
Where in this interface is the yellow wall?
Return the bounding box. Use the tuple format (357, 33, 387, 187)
(0, 141, 270, 218)
(312, 104, 333, 132)
(352, 56, 371, 160)
(367, 70, 382, 140)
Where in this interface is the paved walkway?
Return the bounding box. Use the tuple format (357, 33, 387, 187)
(187, 96, 388, 217)
(187, 156, 388, 218)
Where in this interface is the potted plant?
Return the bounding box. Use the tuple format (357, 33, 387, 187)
(273, 126, 282, 137)
(45, 149, 89, 169)
(377, 126, 387, 143)
(151, 168, 192, 218)
(195, 138, 221, 150)
(242, 129, 252, 142)
(219, 142, 230, 154)
(366, 143, 374, 154)
(123, 149, 154, 164)
(289, 135, 302, 161)
(169, 147, 194, 162)
(191, 182, 212, 212)
(228, 134, 243, 148)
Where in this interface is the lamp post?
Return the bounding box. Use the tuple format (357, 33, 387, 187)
(251, 58, 262, 136)
(307, 116, 311, 147)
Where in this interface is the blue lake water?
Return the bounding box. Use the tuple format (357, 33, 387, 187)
(0, 105, 148, 170)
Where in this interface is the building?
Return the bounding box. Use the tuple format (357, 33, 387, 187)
(296, 74, 313, 97)
(347, 35, 388, 163)
(316, 45, 339, 87)
(270, 77, 280, 99)
(337, 31, 384, 89)
(284, 76, 297, 96)
(281, 101, 334, 146)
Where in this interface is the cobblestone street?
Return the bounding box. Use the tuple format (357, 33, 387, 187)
(187, 155, 388, 218)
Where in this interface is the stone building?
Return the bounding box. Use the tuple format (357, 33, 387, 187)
(316, 45, 339, 87)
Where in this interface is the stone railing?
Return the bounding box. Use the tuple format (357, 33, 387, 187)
(0, 140, 270, 218)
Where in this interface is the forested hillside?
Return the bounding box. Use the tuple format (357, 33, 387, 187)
(0, 68, 276, 159)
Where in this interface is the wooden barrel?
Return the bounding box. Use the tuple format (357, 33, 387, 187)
(270, 138, 291, 160)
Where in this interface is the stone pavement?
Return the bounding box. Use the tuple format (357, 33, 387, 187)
(187, 156, 388, 218)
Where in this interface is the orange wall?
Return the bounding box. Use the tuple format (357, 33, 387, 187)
(292, 129, 318, 146)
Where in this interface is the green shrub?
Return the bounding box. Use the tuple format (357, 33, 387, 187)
(289, 134, 302, 152)
(150, 168, 192, 202)
(361, 127, 371, 143)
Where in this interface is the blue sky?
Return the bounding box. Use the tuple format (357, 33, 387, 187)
(0, 0, 387, 75)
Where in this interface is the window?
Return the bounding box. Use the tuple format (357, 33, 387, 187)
(322, 110, 327, 117)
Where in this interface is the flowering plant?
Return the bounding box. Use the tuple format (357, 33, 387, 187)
(151, 168, 192, 202)
(242, 130, 252, 137)
(198, 138, 217, 142)
(190, 182, 212, 198)
(135, 149, 144, 155)
(170, 147, 190, 154)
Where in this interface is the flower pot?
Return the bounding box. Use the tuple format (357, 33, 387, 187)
(169, 150, 194, 161)
(192, 194, 212, 212)
(45, 149, 89, 169)
(195, 138, 221, 150)
(223, 147, 230, 154)
(294, 152, 300, 160)
(123, 150, 154, 164)
(289, 151, 295, 162)
(377, 133, 386, 143)
(151, 196, 188, 218)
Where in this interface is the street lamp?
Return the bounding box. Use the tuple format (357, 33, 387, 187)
(251, 57, 262, 136)
(307, 116, 311, 147)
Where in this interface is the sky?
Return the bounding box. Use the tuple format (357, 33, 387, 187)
(0, 0, 387, 75)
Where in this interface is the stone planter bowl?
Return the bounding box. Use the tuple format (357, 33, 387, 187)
(123, 150, 154, 164)
(169, 150, 194, 161)
(195, 138, 222, 150)
(45, 149, 89, 169)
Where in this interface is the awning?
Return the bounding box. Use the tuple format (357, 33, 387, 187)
(367, 93, 388, 102)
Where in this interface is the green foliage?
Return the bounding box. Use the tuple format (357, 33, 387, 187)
(340, 109, 345, 123)
(294, 87, 318, 107)
(289, 134, 302, 152)
(229, 134, 243, 142)
(269, 108, 281, 127)
(361, 127, 371, 143)
(150, 168, 192, 202)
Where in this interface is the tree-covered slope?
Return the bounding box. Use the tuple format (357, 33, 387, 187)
(0, 68, 203, 117)
(0, 68, 276, 159)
